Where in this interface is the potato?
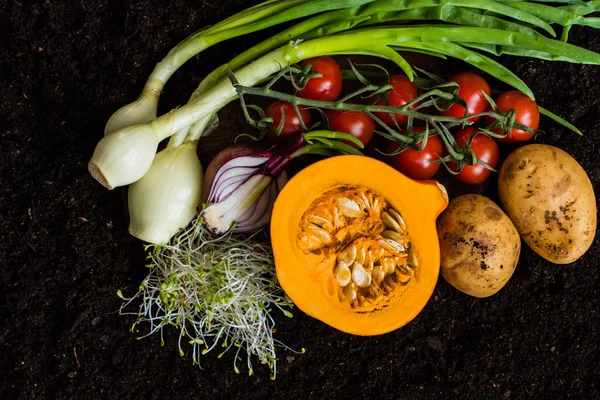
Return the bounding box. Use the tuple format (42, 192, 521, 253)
(437, 194, 521, 298)
(498, 144, 596, 264)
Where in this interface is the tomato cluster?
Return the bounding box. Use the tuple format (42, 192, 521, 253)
(262, 57, 540, 185)
(387, 72, 539, 183)
(264, 56, 375, 148)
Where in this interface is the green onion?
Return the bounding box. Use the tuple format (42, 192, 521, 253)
(560, 0, 600, 16)
(355, 5, 541, 35)
(104, 0, 377, 135)
(539, 106, 583, 135)
(190, 0, 557, 98)
(113, 0, 578, 140)
(462, 42, 588, 62)
(505, 1, 600, 28)
(90, 24, 600, 189)
(128, 141, 203, 244)
(395, 41, 535, 98)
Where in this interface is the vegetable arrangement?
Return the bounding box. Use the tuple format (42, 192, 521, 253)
(95, 0, 599, 377)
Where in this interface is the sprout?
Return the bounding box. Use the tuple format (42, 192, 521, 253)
(118, 217, 297, 377)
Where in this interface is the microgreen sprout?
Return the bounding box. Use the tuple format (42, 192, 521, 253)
(118, 217, 299, 378)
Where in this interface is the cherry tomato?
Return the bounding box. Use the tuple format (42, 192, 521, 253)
(373, 75, 419, 126)
(326, 109, 375, 148)
(265, 100, 312, 136)
(441, 72, 491, 123)
(448, 127, 499, 184)
(387, 127, 443, 180)
(485, 91, 540, 143)
(297, 56, 342, 101)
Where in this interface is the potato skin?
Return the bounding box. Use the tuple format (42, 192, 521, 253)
(437, 194, 521, 298)
(498, 144, 597, 264)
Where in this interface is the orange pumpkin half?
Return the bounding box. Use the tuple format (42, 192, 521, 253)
(271, 155, 448, 336)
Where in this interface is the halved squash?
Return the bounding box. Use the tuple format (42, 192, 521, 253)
(271, 155, 448, 336)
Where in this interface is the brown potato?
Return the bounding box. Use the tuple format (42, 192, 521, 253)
(498, 144, 596, 264)
(437, 194, 521, 298)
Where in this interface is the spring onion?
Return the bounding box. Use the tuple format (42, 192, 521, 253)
(104, 0, 378, 135)
(89, 123, 162, 189)
(128, 140, 203, 244)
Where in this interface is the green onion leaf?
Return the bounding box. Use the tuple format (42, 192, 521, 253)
(539, 106, 583, 135)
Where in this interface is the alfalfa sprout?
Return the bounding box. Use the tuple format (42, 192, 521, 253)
(117, 217, 300, 379)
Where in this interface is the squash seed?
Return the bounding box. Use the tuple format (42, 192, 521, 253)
(388, 208, 407, 231)
(336, 197, 360, 218)
(372, 266, 385, 283)
(358, 191, 371, 210)
(382, 257, 395, 275)
(352, 263, 371, 288)
(343, 283, 357, 302)
(381, 230, 409, 246)
(396, 269, 412, 284)
(378, 238, 405, 253)
(371, 197, 383, 214)
(335, 261, 352, 287)
(356, 246, 367, 265)
(305, 225, 332, 250)
(307, 214, 334, 231)
(340, 245, 357, 265)
(382, 211, 401, 232)
(408, 247, 418, 267)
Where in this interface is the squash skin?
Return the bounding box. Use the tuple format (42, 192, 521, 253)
(271, 155, 448, 336)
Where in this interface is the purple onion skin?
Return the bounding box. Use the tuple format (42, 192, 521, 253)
(202, 137, 306, 203)
(270, 133, 306, 156)
(201, 137, 306, 233)
(201, 144, 268, 203)
(233, 171, 287, 233)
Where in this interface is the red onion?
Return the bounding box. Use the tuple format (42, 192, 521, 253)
(201, 142, 300, 234)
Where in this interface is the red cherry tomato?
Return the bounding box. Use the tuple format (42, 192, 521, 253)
(486, 91, 540, 143)
(297, 56, 342, 101)
(373, 75, 419, 126)
(441, 72, 491, 123)
(387, 127, 443, 180)
(326, 109, 375, 148)
(448, 127, 499, 184)
(265, 100, 312, 137)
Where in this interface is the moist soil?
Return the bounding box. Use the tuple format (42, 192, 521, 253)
(1, 1, 599, 399)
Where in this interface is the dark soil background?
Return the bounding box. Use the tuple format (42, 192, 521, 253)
(1, 1, 599, 399)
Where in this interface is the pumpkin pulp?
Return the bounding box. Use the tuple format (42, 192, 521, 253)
(271, 155, 448, 335)
(298, 185, 417, 312)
